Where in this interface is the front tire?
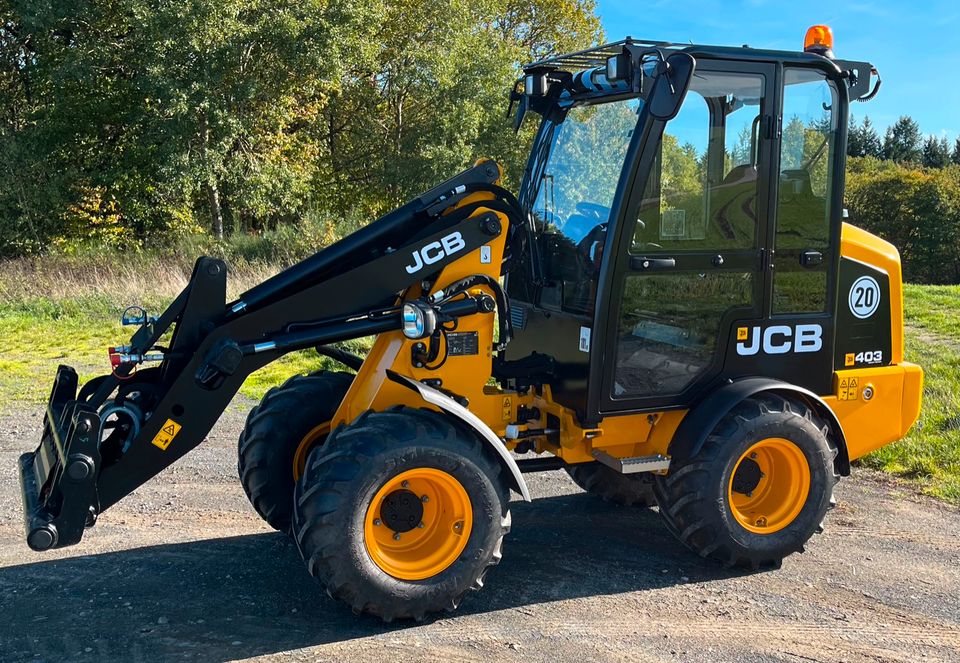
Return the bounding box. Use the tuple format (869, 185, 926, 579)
(293, 407, 511, 621)
(237, 371, 353, 534)
(653, 393, 838, 569)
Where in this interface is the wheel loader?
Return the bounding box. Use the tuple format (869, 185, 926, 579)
(19, 26, 923, 621)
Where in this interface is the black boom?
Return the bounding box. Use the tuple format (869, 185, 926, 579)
(18, 161, 522, 551)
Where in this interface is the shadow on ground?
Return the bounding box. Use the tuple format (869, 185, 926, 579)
(0, 493, 750, 661)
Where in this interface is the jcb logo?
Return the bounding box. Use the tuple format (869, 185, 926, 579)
(736, 324, 823, 356)
(405, 231, 467, 274)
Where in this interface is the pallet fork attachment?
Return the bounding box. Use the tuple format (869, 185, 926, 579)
(20, 367, 102, 551)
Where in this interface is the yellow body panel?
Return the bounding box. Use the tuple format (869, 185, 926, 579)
(332, 186, 528, 433)
(526, 390, 686, 465)
(841, 223, 905, 364)
(825, 363, 923, 460)
(830, 224, 921, 458)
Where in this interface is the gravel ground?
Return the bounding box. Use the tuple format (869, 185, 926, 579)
(1, 399, 959, 663)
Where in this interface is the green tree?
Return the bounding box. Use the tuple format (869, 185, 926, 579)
(0, 0, 602, 254)
(953, 137, 960, 166)
(318, 0, 601, 215)
(0, 0, 378, 249)
(883, 115, 922, 163)
(922, 135, 952, 169)
(847, 116, 882, 159)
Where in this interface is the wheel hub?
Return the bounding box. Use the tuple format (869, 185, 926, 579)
(731, 457, 763, 495)
(364, 468, 473, 581)
(380, 488, 424, 533)
(728, 438, 811, 534)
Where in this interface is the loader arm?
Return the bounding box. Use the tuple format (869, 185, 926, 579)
(19, 161, 523, 551)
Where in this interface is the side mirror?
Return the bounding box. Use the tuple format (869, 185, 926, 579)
(647, 52, 696, 121)
(513, 94, 529, 133)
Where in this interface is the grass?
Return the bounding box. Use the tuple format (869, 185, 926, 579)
(858, 284, 960, 503)
(0, 294, 344, 405)
(0, 262, 958, 504)
(0, 221, 362, 404)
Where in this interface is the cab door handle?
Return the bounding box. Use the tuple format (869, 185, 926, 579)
(630, 256, 676, 270)
(801, 250, 823, 267)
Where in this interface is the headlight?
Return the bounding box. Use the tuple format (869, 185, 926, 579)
(402, 302, 437, 340)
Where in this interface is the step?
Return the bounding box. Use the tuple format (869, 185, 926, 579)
(592, 449, 671, 474)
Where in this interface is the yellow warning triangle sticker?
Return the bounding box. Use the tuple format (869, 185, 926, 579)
(162, 424, 176, 436)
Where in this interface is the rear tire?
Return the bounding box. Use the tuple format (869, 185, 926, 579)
(653, 393, 838, 569)
(237, 371, 353, 534)
(293, 407, 511, 622)
(566, 462, 657, 507)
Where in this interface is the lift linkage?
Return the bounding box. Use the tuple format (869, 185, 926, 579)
(18, 161, 522, 551)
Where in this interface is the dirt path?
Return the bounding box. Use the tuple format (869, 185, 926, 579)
(1, 401, 958, 663)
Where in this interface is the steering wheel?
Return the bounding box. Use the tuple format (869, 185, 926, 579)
(575, 201, 611, 221)
(576, 222, 608, 274)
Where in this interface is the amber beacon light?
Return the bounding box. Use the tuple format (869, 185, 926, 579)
(804, 24, 835, 57)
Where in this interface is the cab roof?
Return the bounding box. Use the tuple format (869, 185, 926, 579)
(523, 37, 859, 75)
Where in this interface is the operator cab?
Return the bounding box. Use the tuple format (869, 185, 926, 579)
(504, 33, 880, 425)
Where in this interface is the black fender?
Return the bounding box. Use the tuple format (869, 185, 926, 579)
(668, 377, 850, 476)
(386, 371, 531, 501)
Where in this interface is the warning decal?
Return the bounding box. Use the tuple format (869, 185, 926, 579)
(151, 418, 182, 451)
(838, 377, 859, 402)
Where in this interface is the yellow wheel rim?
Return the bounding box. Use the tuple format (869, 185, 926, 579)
(364, 468, 473, 581)
(293, 422, 331, 481)
(728, 438, 810, 534)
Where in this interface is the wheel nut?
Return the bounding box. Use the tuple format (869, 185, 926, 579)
(421, 495, 429, 503)
(393, 532, 402, 541)
(759, 472, 765, 479)
(417, 522, 425, 529)
(401, 480, 409, 488)
(745, 491, 753, 498)
(756, 516, 767, 527)
(453, 521, 463, 531)
(373, 518, 382, 526)
(750, 452, 757, 459)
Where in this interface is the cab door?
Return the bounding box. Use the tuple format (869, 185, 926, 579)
(594, 60, 775, 414)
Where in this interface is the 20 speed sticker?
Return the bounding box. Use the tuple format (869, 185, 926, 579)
(849, 276, 880, 319)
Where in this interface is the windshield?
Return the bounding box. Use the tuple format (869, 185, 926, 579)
(525, 98, 643, 242)
(512, 97, 643, 314)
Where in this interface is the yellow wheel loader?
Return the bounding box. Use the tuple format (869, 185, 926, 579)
(19, 27, 923, 621)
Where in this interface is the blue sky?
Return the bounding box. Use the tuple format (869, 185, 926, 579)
(595, 0, 960, 144)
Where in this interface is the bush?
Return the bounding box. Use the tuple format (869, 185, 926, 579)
(845, 159, 960, 284)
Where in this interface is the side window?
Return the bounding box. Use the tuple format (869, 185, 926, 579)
(632, 71, 765, 252)
(612, 69, 764, 401)
(773, 69, 837, 314)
